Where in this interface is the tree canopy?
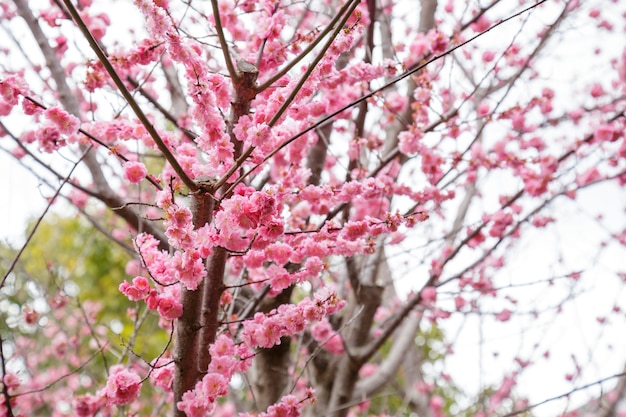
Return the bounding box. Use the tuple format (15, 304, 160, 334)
(1, 0, 626, 416)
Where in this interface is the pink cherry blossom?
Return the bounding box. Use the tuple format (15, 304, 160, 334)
(123, 160, 148, 183)
(495, 309, 512, 322)
(3, 1, 626, 416)
(119, 276, 151, 301)
(102, 365, 142, 406)
(156, 293, 183, 320)
(44, 107, 80, 134)
(150, 359, 174, 392)
(73, 393, 102, 417)
(421, 287, 437, 304)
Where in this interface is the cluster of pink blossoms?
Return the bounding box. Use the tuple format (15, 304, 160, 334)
(72, 365, 142, 416)
(178, 290, 342, 416)
(134, 0, 232, 177)
(213, 188, 282, 252)
(119, 230, 203, 322)
(83, 38, 165, 90)
(239, 392, 316, 417)
(0, 76, 24, 116)
(242, 289, 345, 349)
(0, 74, 80, 152)
(178, 334, 249, 416)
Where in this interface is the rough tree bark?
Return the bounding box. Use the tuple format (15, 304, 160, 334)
(173, 54, 259, 415)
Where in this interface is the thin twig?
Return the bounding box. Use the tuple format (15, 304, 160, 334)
(500, 371, 626, 417)
(210, 0, 238, 82)
(0, 332, 15, 417)
(11, 343, 110, 397)
(1, 146, 92, 289)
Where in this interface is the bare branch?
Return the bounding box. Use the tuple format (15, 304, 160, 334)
(502, 369, 626, 417)
(1, 146, 92, 289)
(210, 0, 238, 82)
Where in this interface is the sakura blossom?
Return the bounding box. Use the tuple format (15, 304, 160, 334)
(1, 1, 626, 417)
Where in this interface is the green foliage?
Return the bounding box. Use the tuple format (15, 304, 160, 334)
(15, 214, 130, 320)
(0, 212, 169, 360)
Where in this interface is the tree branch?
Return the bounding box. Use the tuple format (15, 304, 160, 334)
(210, 0, 238, 83)
(502, 370, 626, 417)
(1, 146, 91, 289)
(60, 0, 197, 192)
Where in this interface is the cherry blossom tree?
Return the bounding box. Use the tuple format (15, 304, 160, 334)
(1, 0, 626, 416)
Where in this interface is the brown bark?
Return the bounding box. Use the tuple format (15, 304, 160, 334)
(249, 287, 295, 411)
(326, 257, 384, 417)
(198, 247, 227, 371)
(173, 183, 218, 416)
(173, 53, 258, 415)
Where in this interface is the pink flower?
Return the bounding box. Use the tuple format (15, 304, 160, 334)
(576, 167, 601, 187)
(0, 77, 22, 111)
(266, 242, 293, 265)
(259, 220, 284, 240)
(359, 363, 378, 377)
(311, 320, 344, 354)
(22, 98, 42, 115)
(470, 15, 491, 33)
(45, 107, 80, 134)
(421, 286, 437, 303)
(495, 309, 512, 322)
(68, 188, 89, 209)
(201, 373, 229, 402)
(150, 359, 174, 392)
(211, 334, 236, 357)
(267, 264, 293, 292)
(102, 366, 141, 406)
(489, 210, 514, 238)
(430, 395, 444, 417)
(177, 389, 213, 417)
(123, 161, 147, 183)
(2, 372, 20, 390)
(157, 294, 183, 320)
(477, 101, 490, 117)
(398, 129, 423, 155)
(119, 276, 151, 301)
(589, 8, 600, 18)
(429, 31, 448, 54)
(246, 122, 271, 148)
(73, 393, 101, 417)
(594, 124, 616, 142)
(409, 34, 431, 58)
(590, 83, 605, 98)
(35, 125, 64, 152)
(208, 355, 237, 376)
(531, 215, 554, 228)
(454, 296, 466, 311)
